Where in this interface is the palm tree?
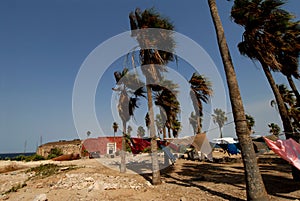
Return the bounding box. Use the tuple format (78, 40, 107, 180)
(189, 73, 213, 134)
(208, 0, 268, 199)
(271, 84, 300, 140)
(171, 119, 181, 138)
(112, 122, 118, 138)
(127, 125, 133, 137)
(113, 68, 145, 173)
(246, 114, 255, 134)
(137, 126, 146, 138)
(189, 112, 198, 135)
(155, 114, 164, 139)
(268, 123, 281, 137)
(276, 17, 300, 106)
(270, 84, 300, 180)
(86, 131, 91, 138)
(231, 0, 294, 140)
(129, 8, 176, 185)
(212, 108, 227, 138)
(154, 84, 180, 139)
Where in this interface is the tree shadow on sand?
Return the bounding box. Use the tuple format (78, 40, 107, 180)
(159, 160, 300, 201)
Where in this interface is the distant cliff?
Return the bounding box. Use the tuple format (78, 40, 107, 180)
(36, 139, 82, 158)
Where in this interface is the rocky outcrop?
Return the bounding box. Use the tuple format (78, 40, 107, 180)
(36, 139, 82, 158)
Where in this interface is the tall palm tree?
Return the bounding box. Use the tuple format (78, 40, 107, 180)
(189, 73, 213, 134)
(271, 84, 300, 140)
(276, 18, 300, 106)
(270, 84, 300, 179)
(129, 8, 176, 185)
(212, 108, 227, 138)
(208, 0, 268, 199)
(113, 68, 145, 173)
(231, 0, 294, 140)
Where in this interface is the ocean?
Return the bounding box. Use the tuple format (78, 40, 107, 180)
(0, 152, 35, 159)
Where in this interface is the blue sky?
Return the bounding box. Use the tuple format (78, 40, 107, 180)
(1, 0, 299, 153)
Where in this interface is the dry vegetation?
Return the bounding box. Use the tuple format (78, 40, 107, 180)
(0, 152, 300, 201)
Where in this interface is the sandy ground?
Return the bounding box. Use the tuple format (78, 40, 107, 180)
(0, 151, 300, 201)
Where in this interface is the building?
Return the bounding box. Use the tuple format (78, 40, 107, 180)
(36, 139, 82, 158)
(82, 137, 123, 156)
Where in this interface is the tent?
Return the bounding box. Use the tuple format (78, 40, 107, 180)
(167, 133, 213, 161)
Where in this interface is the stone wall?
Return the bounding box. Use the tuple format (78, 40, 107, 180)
(36, 139, 82, 158)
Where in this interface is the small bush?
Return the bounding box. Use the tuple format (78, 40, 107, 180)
(5, 183, 27, 194)
(142, 147, 151, 153)
(13, 155, 26, 161)
(26, 164, 77, 179)
(47, 148, 63, 159)
(25, 154, 45, 162)
(27, 164, 60, 178)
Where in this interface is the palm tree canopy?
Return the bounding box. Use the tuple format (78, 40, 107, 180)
(189, 73, 213, 116)
(113, 68, 146, 123)
(212, 108, 227, 128)
(129, 8, 176, 83)
(268, 123, 281, 136)
(112, 122, 119, 133)
(246, 114, 255, 131)
(137, 126, 146, 138)
(231, 0, 300, 72)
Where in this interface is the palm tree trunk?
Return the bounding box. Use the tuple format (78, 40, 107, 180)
(219, 126, 223, 139)
(287, 75, 300, 107)
(197, 116, 201, 134)
(163, 127, 167, 140)
(263, 65, 300, 181)
(146, 84, 161, 185)
(120, 121, 126, 173)
(261, 63, 294, 139)
(208, 0, 269, 200)
(167, 126, 171, 138)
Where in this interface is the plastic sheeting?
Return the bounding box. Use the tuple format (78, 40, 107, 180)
(264, 137, 300, 170)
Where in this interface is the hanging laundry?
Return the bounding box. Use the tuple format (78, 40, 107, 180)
(263, 137, 300, 170)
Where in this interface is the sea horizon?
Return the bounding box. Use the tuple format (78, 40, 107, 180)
(0, 152, 36, 159)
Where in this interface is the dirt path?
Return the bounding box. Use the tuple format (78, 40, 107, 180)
(0, 153, 300, 201)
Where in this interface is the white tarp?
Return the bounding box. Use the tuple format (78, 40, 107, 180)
(212, 137, 238, 144)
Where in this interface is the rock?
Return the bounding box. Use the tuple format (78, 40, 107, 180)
(36, 183, 43, 188)
(84, 177, 94, 182)
(88, 181, 104, 192)
(33, 193, 47, 201)
(180, 197, 187, 201)
(1, 194, 9, 200)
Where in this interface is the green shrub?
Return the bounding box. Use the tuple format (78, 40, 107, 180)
(26, 164, 77, 179)
(47, 147, 63, 159)
(142, 147, 151, 153)
(25, 154, 45, 162)
(13, 155, 26, 161)
(27, 164, 60, 178)
(5, 183, 27, 194)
